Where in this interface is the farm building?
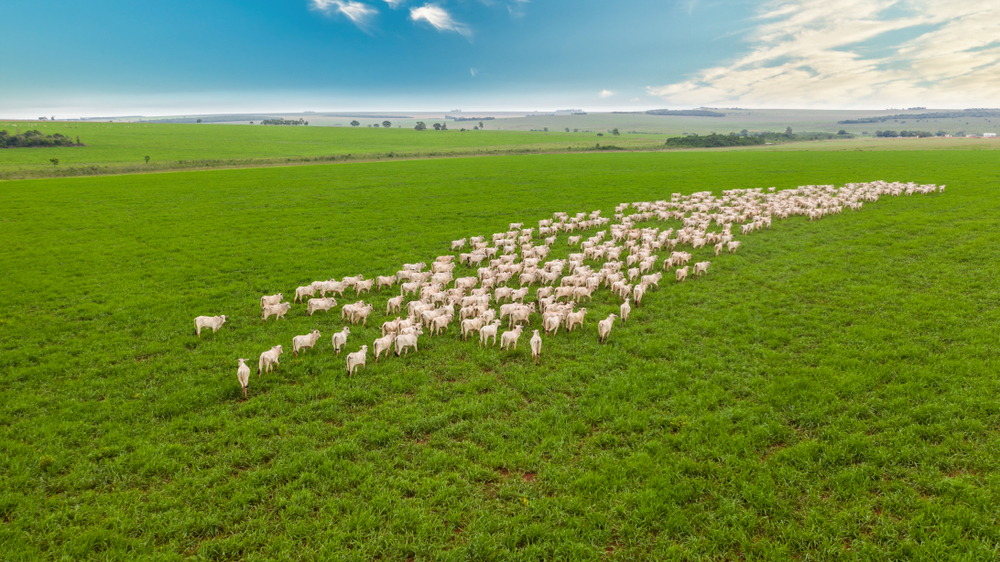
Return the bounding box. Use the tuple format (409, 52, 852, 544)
(984, 133, 997, 138)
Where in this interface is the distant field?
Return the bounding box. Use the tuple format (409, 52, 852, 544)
(0, 121, 662, 178)
(3, 150, 1000, 560)
(493, 108, 1000, 137)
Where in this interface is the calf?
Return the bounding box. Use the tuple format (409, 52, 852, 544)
(194, 315, 226, 337)
(292, 330, 322, 356)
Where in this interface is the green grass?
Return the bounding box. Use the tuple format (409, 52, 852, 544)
(2, 150, 1000, 560)
(0, 121, 664, 178)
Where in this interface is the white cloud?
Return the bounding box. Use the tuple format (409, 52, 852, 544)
(410, 4, 472, 38)
(599, 89, 615, 98)
(647, 0, 1000, 108)
(471, 68, 478, 76)
(311, 0, 378, 27)
(630, 97, 641, 102)
(384, 0, 404, 7)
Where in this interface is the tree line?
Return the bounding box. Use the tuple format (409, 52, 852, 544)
(874, 130, 937, 138)
(0, 130, 82, 148)
(664, 133, 765, 148)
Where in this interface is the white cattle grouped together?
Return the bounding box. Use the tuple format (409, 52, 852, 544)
(203, 180, 942, 398)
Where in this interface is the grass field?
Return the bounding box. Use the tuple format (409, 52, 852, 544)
(3, 120, 999, 182)
(2, 150, 1000, 560)
(0, 122, 664, 179)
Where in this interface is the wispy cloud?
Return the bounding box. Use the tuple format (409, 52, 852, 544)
(383, 0, 404, 7)
(507, 0, 529, 18)
(410, 4, 472, 38)
(470, 68, 478, 76)
(647, 0, 1000, 108)
(599, 89, 615, 98)
(311, 0, 379, 28)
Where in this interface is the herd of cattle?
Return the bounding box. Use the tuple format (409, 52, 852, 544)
(192, 180, 944, 398)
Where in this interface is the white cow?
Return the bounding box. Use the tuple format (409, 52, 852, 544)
(236, 358, 250, 398)
(294, 283, 318, 303)
(292, 330, 321, 356)
(331, 327, 350, 355)
(598, 314, 617, 343)
(194, 315, 226, 337)
(479, 321, 502, 347)
(346, 345, 368, 375)
(395, 332, 420, 356)
(260, 293, 283, 308)
(530, 330, 542, 364)
(262, 302, 291, 323)
(258, 345, 283, 375)
(500, 325, 524, 351)
(373, 333, 395, 363)
(306, 297, 337, 316)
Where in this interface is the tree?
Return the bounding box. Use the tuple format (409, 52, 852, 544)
(383, 121, 391, 128)
(50, 158, 59, 166)
(479, 121, 484, 129)
(441, 122, 448, 130)
(837, 129, 848, 135)
(785, 126, 793, 136)
(373, 123, 379, 128)
(574, 128, 579, 133)
(739, 129, 749, 137)
(197, 119, 202, 123)
(433, 123, 442, 131)
(415, 121, 427, 131)
(351, 120, 360, 127)
(612, 128, 620, 136)
(144, 156, 150, 164)
(565, 128, 570, 133)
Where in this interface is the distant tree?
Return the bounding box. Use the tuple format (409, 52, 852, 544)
(304, 121, 308, 126)
(837, 129, 848, 135)
(433, 123, 442, 131)
(597, 133, 604, 137)
(51, 116, 55, 121)
(612, 128, 620, 136)
(739, 129, 749, 137)
(415, 121, 427, 131)
(565, 127, 570, 132)
(544, 127, 548, 132)
(574, 128, 579, 133)
(76, 136, 80, 144)
(50, 158, 59, 166)
(785, 126, 792, 135)
(351, 120, 360, 127)
(479, 121, 484, 129)
(144, 155, 150, 164)
(250, 121, 254, 125)
(197, 119, 202, 123)
(373, 123, 379, 128)
(383, 121, 391, 128)
(473, 126, 479, 130)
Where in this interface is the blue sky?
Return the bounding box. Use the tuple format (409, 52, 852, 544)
(3, 0, 999, 117)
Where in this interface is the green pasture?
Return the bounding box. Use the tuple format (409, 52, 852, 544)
(0, 121, 661, 178)
(2, 150, 999, 560)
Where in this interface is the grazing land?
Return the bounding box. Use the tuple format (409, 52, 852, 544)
(0, 122, 661, 179)
(2, 150, 1000, 560)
